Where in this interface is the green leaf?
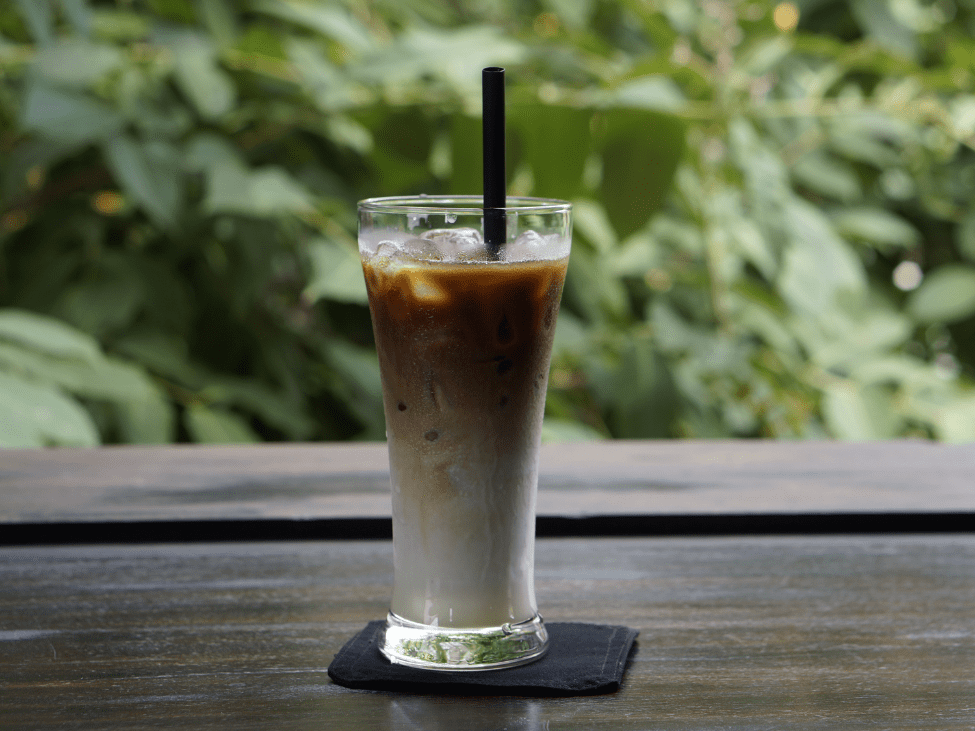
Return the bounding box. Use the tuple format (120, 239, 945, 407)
(188, 132, 311, 216)
(932, 395, 975, 444)
(112, 330, 203, 387)
(729, 119, 790, 244)
(648, 213, 705, 256)
(325, 115, 372, 155)
(371, 107, 433, 164)
(449, 113, 482, 199)
(13, 0, 54, 45)
(542, 0, 595, 30)
(727, 215, 777, 279)
(287, 38, 364, 112)
(833, 208, 919, 250)
(323, 340, 383, 404)
(650, 300, 705, 354)
(841, 111, 917, 147)
(0, 342, 151, 403)
(728, 296, 798, 358)
(797, 305, 913, 370)
(659, 0, 698, 34)
(114, 385, 176, 444)
(320, 339, 384, 438)
(791, 152, 862, 203)
(56, 273, 143, 338)
(949, 95, 975, 139)
(0, 309, 101, 362)
(356, 26, 526, 88)
(103, 134, 181, 228)
(245, 168, 315, 214)
(551, 311, 588, 358)
(304, 238, 368, 305)
(89, 9, 151, 41)
(851, 0, 917, 59)
(184, 404, 260, 443)
(598, 109, 685, 239)
(202, 376, 315, 439)
(203, 161, 313, 216)
(184, 132, 241, 172)
(907, 265, 975, 324)
(361, 107, 436, 192)
(852, 354, 939, 388)
(778, 199, 866, 317)
(583, 334, 679, 438)
(822, 382, 899, 441)
(60, 0, 93, 36)
(21, 84, 123, 144)
(197, 0, 239, 47)
(170, 32, 236, 119)
(256, 0, 373, 53)
(572, 199, 617, 254)
(0, 371, 99, 447)
(33, 40, 123, 87)
(143, 0, 196, 23)
(517, 104, 592, 201)
(563, 245, 628, 323)
(610, 76, 685, 112)
(957, 211, 975, 263)
(739, 36, 793, 75)
(828, 125, 902, 169)
(610, 232, 661, 277)
(1, 137, 79, 205)
(541, 418, 605, 443)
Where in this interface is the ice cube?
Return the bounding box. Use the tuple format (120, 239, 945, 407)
(374, 238, 442, 265)
(369, 240, 405, 270)
(376, 240, 404, 258)
(419, 228, 484, 261)
(504, 230, 544, 262)
(409, 271, 448, 303)
(504, 230, 569, 261)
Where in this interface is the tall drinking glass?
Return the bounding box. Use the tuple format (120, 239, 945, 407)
(357, 196, 571, 670)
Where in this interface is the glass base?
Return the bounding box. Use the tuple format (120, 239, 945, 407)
(380, 612, 549, 671)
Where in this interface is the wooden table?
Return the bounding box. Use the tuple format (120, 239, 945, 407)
(2, 441, 974, 729)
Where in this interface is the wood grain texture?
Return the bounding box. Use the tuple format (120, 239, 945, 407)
(2, 440, 974, 525)
(1, 535, 973, 730)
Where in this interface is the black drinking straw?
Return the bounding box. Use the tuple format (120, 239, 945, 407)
(482, 67, 506, 253)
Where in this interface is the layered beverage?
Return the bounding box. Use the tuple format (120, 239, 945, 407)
(358, 196, 571, 669)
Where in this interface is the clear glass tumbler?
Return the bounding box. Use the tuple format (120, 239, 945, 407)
(357, 196, 571, 670)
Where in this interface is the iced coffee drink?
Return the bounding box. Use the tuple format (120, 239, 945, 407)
(358, 196, 571, 670)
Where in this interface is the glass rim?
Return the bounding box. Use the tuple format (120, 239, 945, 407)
(357, 195, 571, 215)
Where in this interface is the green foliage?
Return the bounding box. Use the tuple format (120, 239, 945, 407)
(0, 308, 170, 445)
(397, 630, 526, 666)
(2, 0, 975, 446)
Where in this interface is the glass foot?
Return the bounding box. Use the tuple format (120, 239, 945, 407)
(380, 612, 549, 671)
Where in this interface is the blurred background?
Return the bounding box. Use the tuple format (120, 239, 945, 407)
(1, 0, 974, 447)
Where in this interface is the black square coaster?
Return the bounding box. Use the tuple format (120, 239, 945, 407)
(327, 621, 638, 696)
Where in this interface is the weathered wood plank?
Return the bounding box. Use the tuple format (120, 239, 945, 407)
(2, 441, 974, 526)
(1, 535, 973, 729)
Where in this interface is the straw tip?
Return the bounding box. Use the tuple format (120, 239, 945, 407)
(483, 67, 505, 74)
